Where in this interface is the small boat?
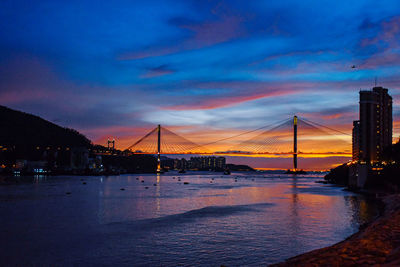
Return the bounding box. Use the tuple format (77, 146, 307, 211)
(223, 169, 231, 175)
(178, 169, 186, 173)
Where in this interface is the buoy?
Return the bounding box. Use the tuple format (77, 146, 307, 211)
(184, 182, 189, 185)
(141, 180, 144, 183)
(66, 192, 71, 195)
(120, 188, 125, 191)
(153, 183, 157, 186)
(145, 186, 149, 189)
(82, 182, 87, 185)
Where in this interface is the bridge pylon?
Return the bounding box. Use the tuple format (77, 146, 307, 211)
(293, 115, 298, 171)
(156, 124, 163, 173)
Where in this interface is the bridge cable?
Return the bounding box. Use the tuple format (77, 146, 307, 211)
(190, 118, 295, 151)
(300, 117, 351, 136)
(125, 127, 157, 151)
(228, 118, 293, 153)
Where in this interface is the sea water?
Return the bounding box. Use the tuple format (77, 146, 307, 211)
(0, 172, 379, 266)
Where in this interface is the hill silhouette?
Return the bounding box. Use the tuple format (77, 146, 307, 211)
(0, 105, 92, 148)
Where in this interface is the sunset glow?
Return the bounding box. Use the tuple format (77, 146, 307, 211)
(1, 0, 399, 169)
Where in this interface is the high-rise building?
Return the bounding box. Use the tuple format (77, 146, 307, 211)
(358, 87, 392, 163)
(216, 157, 226, 169)
(352, 120, 360, 161)
(176, 156, 226, 171)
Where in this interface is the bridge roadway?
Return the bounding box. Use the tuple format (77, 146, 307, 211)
(125, 116, 352, 170)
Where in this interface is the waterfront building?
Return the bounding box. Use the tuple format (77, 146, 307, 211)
(216, 157, 226, 170)
(358, 87, 392, 163)
(175, 156, 226, 171)
(174, 158, 188, 170)
(349, 87, 392, 188)
(352, 120, 360, 161)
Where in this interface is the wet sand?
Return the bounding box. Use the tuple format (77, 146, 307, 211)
(270, 194, 400, 266)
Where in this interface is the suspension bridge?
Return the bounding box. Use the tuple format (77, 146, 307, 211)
(125, 116, 351, 172)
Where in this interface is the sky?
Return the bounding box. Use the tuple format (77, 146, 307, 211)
(1, 0, 400, 170)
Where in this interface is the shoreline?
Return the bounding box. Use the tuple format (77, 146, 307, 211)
(270, 194, 400, 266)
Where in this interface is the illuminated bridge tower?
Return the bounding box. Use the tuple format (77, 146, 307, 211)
(156, 124, 163, 173)
(293, 115, 298, 171)
(107, 139, 115, 151)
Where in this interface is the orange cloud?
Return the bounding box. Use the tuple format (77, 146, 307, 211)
(163, 89, 299, 110)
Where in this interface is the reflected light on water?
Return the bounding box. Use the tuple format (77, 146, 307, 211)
(0, 172, 380, 266)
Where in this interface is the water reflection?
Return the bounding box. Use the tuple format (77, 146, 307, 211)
(344, 195, 381, 227)
(156, 174, 161, 215)
(288, 176, 301, 252)
(0, 173, 380, 266)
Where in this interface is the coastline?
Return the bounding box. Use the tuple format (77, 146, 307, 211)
(270, 194, 400, 266)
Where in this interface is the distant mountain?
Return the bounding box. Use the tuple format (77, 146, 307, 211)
(226, 164, 255, 171)
(0, 105, 91, 147)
